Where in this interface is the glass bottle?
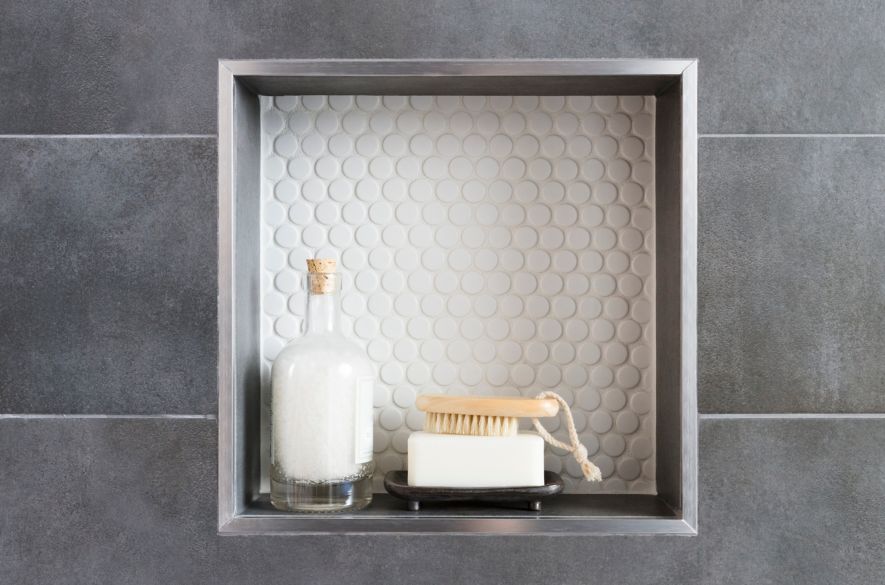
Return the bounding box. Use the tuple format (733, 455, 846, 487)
(271, 258, 374, 512)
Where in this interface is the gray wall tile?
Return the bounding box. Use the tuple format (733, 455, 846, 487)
(0, 418, 700, 585)
(0, 138, 216, 414)
(220, 532, 699, 585)
(0, 419, 218, 584)
(699, 137, 885, 413)
(2, 1, 884, 134)
(699, 418, 885, 585)
(4, 418, 882, 584)
(2, 1, 884, 580)
(222, 537, 699, 585)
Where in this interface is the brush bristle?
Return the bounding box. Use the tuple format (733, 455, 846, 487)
(424, 412, 519, 436)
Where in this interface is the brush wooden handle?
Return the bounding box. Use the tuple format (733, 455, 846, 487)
(416, 394, 559, 418)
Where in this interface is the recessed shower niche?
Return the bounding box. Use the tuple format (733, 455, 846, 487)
(218, 60, 697, 535)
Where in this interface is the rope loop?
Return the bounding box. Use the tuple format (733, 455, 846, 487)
(531, 391, 602, 482)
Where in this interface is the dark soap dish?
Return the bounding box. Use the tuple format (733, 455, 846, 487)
(383, 470, 564, 511)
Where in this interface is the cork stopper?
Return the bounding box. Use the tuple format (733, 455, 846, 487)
(306, 258, 338, 294)
(306, 258, 336, 274)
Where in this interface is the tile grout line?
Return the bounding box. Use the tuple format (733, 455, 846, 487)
(2, 133, 885, 139)
(701, 133, 885, 138)
(1, 413, 882, 420)
(0, 414, 217, 420)
(0, 134, 216, 139)
(700, 413, 885, 420)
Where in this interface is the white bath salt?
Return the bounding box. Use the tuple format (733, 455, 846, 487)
(272, 341, 374, 482)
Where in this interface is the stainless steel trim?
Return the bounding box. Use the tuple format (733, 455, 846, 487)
(220, 58, 696, 78)
(679, 61, 699, 532)
(217, 62, 235, 531)
(222, 58, 696, 97)
(217, 59, 699, 536)
(219, 516, 698, 537)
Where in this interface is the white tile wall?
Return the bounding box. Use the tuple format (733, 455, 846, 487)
(260, 95, 656, 494)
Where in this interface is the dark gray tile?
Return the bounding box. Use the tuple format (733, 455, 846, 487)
(2, 1, 884, 133)
(0, 138, 216, 414)
(699, 417, 885, 585)
(0, 418, 218, 584)
(219, 533, 699, 585)
(699, 137, 885, 413)
(0, 418, 699, 585)
(4, 418, 882, 585)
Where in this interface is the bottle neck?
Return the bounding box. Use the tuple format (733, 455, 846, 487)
(305, 289, 341, 335)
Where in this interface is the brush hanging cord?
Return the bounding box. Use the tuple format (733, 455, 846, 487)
(531, 391, 603, 482)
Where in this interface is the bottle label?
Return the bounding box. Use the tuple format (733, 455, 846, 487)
(355, 376, 374, 464)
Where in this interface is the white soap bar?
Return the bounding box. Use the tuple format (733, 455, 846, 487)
(407, 431, 545, 488)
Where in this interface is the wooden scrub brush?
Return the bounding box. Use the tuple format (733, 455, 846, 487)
(416, 392, 602, 482)
(416, 394, 559, 436)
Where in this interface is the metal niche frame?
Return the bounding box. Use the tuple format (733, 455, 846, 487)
(218, 59, 697, 535)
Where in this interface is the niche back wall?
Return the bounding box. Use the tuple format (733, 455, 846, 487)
(1, 2, 884, 584)
(259, 94, 657, 494)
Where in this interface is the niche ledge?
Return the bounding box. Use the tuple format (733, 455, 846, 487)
(218, 59, 697, 535)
